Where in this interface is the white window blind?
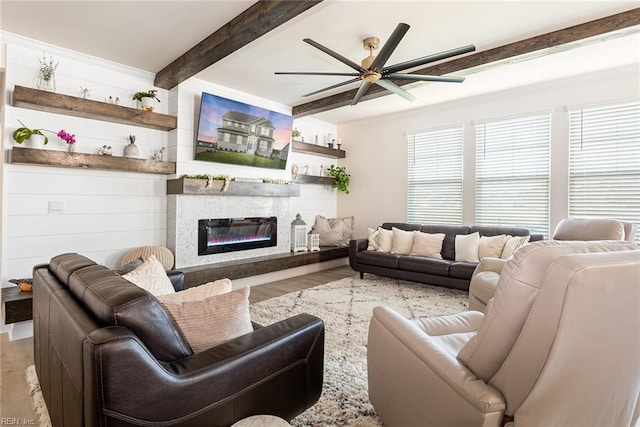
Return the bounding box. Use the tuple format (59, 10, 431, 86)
(476, 114, 550, 235)
(407, 126, 463, 225)
(569, 102, 640, 242)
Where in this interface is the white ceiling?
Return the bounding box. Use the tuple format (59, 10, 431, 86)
(1, 1, 639, 125)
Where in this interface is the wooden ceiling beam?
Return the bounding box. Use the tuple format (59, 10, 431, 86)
(155, 0, 323, 90)
(292, 8, 640, 118)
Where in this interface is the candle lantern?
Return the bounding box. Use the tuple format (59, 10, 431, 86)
(291, 213, 308, 252)
(307, 233, 320, 252)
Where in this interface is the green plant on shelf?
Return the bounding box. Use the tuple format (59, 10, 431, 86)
(132, 89, 160, 102)
(327, 165, 350, 194)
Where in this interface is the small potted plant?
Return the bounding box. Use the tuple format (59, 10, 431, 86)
(132, 89, 160, 111)
(291, 128, 302, 142)
(12, 120, 50, 146)
(328, 165, 350, 194)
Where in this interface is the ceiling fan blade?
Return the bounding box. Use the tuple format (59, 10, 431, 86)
(383, 44, 476, 75)
(370, 23, 410, 71)
(386, 73, 465, 83)
(275, 72, 361, 77)
(303, 38, 366, 72)
(375, 79, 416, 102)
(303, 78, 362, 97)
(351, 81, 372, 106)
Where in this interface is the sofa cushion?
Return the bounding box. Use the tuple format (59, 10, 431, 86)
(470, 225, 531, 238)
(501, 235, 531, 258)
(410, 232, 445, 259)
(312, 215, 354, 246)
(421, 225, 471, 260)
(479, 235, 507, 259)
(455, 232, 480, 262)
(357, 251, 400, 269)
(122, 255, 176, 296)
(369, 227, 393, 253)
(398, 256, 450, 276)
(449, 261, 478, 280)
(391, 227, 414, 255)
(49, 253, 97, 285)
(157, 281, 253, 353)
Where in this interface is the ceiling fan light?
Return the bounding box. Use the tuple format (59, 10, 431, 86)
(362, 71, 381, 83)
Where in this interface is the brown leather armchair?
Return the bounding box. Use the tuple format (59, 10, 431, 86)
(33, 253, 324, 426)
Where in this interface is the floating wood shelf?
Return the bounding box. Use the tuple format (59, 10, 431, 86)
(12, 85, 177, 131)
(167, 178, 300, 197)
(291, 140, 345, 158)
(292, 174, 335, 185)
(10, 147, 176, 175)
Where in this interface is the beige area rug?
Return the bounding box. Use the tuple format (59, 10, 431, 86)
(25, 365, 52, 427)
(250, 275, 469, 427)
(26, 275, 468, 427)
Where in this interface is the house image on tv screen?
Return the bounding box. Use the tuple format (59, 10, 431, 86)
(217, 111, 276, 157)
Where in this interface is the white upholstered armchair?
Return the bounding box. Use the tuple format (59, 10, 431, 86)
(367, 240, 639, 427)
(468, 217, 637, 312)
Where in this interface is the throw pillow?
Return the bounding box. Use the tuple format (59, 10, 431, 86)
(156, 281, 252, 353)
(455, 232, 480, 262)
(312, 215, 354, 246)
(478, 235, 507, 259)
(391, 227, 414, 255)
(367, 227, 380, 251)
(376, 227, 393, 253)
(501, 235, 531, 258)
(122, 255, 175, 296)
(410, 231, 445, 259)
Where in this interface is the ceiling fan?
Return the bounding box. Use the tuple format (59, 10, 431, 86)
(275, 23, 475, 106)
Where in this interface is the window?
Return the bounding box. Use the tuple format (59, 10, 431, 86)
(569, 102, 640, 242)
(476, 114, 550, 235)
(407, 126, 463, 225)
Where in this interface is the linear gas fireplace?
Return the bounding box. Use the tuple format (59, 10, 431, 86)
(198, 217, 277, 256)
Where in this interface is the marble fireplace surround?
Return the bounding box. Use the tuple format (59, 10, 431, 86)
(166, 180, 300, 269)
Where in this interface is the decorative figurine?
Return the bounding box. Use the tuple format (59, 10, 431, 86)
(98, 145, 112, 156)
(80, 86, 91, 99)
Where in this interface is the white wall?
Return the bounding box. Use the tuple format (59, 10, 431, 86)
(0, 33, 340, 285)
(337, 64, 640, 239)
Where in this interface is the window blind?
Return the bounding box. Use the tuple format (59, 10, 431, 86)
(476, 114, 550, 235)
(407, 126, 463, 225)
(569, 101, 640, 242)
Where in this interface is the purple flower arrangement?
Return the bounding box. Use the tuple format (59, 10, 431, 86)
(57, 129, 76, 145)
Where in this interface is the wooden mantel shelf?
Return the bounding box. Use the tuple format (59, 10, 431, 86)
(167, 178, 300, 197)
(291, 141, 345, 159)
(10, 147, 176, 174)
(12, 85, 177, 131)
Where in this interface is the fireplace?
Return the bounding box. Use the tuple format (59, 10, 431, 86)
(198, 217, 277, 255)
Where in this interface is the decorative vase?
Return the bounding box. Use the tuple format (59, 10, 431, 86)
(67, 144, 76, 153)
(140, 97, 155, 112)
(123, 141, 139, 158)
(25, 134, 46, 149)
(36, 75, 56, 93)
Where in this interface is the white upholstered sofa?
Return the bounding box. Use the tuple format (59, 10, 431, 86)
(367, 239, 639, 426)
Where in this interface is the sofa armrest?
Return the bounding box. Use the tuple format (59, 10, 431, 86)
(84, 313, 324, 425)
(475, 257, 508, 275)
(368, 306, 505, 426)
(349, 238, 368, 270)
(166, 269, 185, 291)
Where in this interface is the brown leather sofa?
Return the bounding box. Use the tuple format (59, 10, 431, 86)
(33, 253, 324, 427)
(349, 223, 542, 291)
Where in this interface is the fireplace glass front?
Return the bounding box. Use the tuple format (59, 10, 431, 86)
(198, 217, 277, 255)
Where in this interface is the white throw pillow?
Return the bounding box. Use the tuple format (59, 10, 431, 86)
(157, 282, 253, 353)
(122, 255, 175, 296)
(410, 231, 445, 259)
(478, 235, 507, 259)
(312, 215, 354, 246)
(367, 227, 380, 251)
(501, 235, 531, 258)
(376, 227, 393, 253)
(455, 232, 480, 262)
(391, 227, 414, 255)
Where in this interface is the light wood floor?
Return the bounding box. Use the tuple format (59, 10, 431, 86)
(0, 266, 357, 423)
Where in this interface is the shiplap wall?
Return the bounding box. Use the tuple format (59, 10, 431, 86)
(1, 33, 339, 285)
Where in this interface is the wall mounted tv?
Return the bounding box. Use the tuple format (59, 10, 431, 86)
(195, 92, 293, 170)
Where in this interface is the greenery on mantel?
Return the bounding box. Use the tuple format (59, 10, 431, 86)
(132, 89, 160, 102)
(328, 165, 350, 194)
